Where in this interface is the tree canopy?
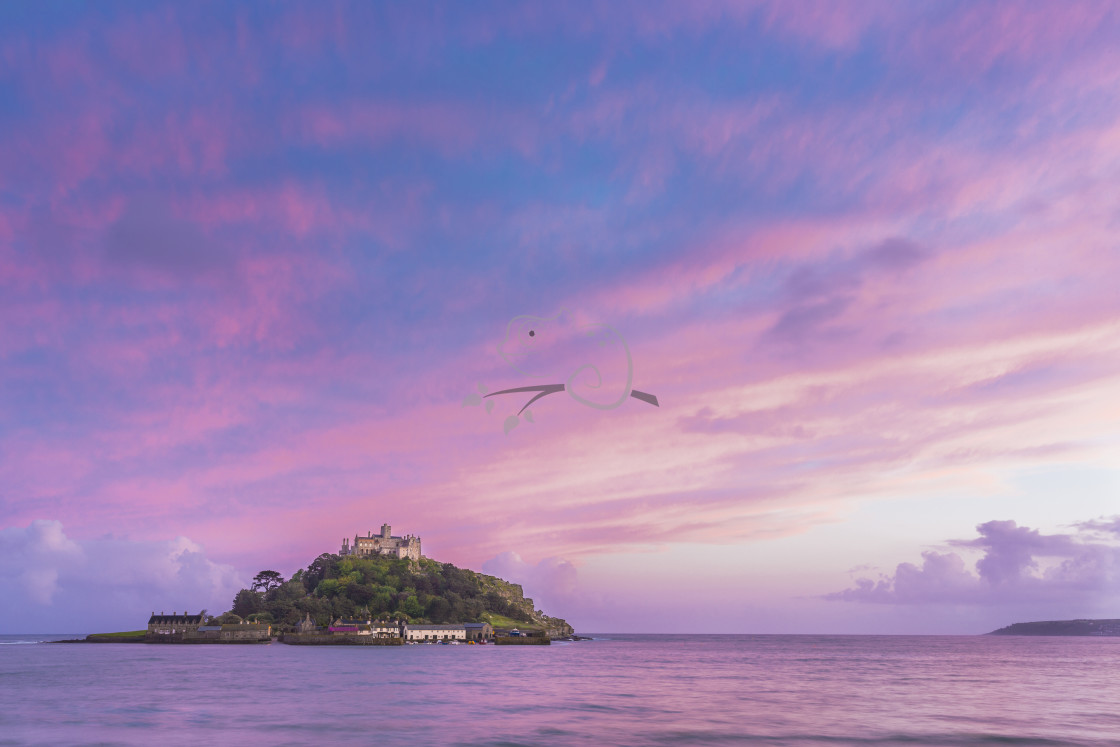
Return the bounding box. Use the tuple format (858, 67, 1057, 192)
(251, 570, 285, 592)
(223, 553, 551, 631)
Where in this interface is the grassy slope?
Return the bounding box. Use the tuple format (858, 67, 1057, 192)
(481, 612, 541, 631)
(85, 630, 147, 641)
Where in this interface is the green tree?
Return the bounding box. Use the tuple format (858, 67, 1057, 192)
(401, 595, 424, 618)
(304, 553, 337, 591)
(272, 579, 306, 602)
(252, 570, 285, 592)
(370, 587, 393, 614)
(231, 589, 262, 618)
(350, 584, 376, 605)
(427, 596, 451, 622)
(315, 578, 341, 597)
(212, 546, 570, 634)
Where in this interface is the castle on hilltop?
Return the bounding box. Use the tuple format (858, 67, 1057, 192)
(340, 524, 421, 561)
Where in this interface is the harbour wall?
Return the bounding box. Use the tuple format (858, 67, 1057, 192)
(495, 636, 550, 645)
(280, 634, 404, 645)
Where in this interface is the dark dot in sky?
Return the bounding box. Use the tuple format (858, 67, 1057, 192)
(529, 330, 535, 337)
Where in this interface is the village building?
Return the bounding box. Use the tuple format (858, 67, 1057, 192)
(340, 524, 421, 560)
(146, 612, 269, 642)
(322, 617, 407, 638)
(147, 611, 205, 636)
(463, 622, 494, 641)
(371, 620, 404, 639)
(405, 623, 466, 642)
(329, 618, 372, 635)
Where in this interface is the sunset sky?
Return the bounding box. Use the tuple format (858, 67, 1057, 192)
(3, 1, 1120, 634)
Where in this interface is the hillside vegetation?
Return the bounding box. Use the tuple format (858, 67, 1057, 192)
(222, 553, 572, 636)
(988, 619, 1120, 636)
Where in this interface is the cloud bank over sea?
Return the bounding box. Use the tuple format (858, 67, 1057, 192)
(0, 521, 243, 633)
(829, 518, 1120, 608)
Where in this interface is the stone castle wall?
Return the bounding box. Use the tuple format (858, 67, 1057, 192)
(341, 524, 422, 560)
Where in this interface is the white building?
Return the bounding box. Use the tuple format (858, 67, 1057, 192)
(371, 621, 404, 638)
(405, 624, 466, 642)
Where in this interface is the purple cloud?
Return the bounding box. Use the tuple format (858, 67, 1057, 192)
(0, 520, 244, 634)
(1073, 517, 1120, 536)
(950, 519, 1078, 585)
(103, 197, 231, 279)
(828, 519, 1120, 606)
(765, 238, 931, 345)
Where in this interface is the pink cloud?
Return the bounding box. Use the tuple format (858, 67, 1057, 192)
(7, 197, 1120, 567)
(269, 3, 350, 55)
(177, 180, 425, 248)
(893, 2, 1119, 75)
(295, 101, 485, 155)
(117, 110, 234, 178)
(104, 6, 190, 80)
(581, 216, 887, 316)
(760, 0, 899, 50)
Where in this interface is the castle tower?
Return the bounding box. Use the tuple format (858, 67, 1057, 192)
(381, 523, 391, 539)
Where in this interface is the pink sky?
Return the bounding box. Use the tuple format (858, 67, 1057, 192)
(3, 1, 1120, 633)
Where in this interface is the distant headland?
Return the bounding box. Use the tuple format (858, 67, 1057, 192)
(987, 619, 1120, 636)
(67, 523, 581, 646)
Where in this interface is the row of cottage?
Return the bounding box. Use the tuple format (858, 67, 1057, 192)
(148, 611, 505, 642)
(304, 615, 497, 641)
(146, 612, 272, 642)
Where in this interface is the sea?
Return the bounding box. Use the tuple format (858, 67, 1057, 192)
(2, 633, 1119, 746)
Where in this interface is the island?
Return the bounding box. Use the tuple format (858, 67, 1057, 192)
(71, 523, 581, 646)
(987, 619, 1120, 636)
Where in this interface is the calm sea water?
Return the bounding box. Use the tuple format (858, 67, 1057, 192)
(2, 633, 1119, 745)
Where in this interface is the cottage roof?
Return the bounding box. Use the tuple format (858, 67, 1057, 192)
(463, 622, 490, 629)
(407, 624, 466, 630)
(148, 613, 203, 624)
